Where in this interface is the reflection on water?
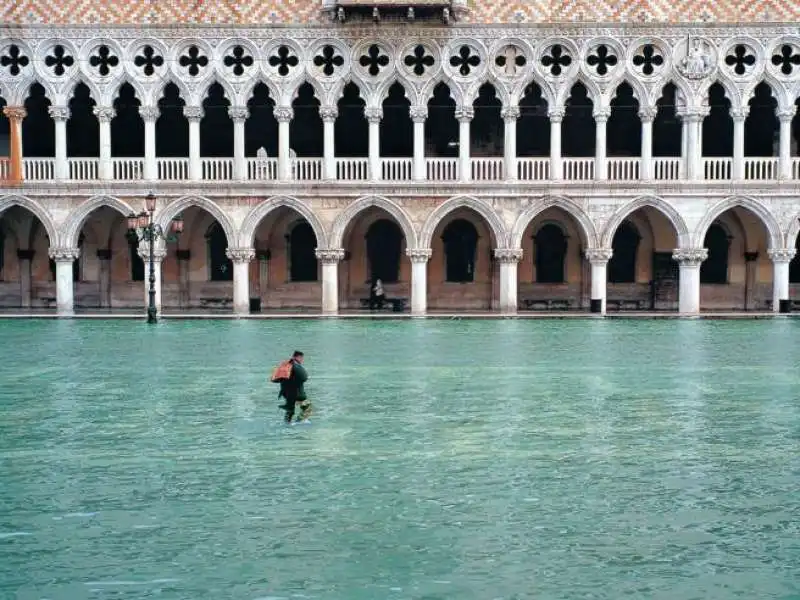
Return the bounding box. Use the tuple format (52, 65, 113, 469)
(1, 319, 799, 600)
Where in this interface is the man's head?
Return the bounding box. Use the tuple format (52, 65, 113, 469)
(292, 350, 304, 364)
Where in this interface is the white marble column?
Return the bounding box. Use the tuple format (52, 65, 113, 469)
(731, 108, 748, 180)
(320, 106, 338, 180)
(93, 106, 114, 180)
(778, 108, 796, 180)
(49, 247, 80, 317)
(140, 106, 159, 181)
(275, 106, 293, 181)
(455, 106, 473, 182)
(672, 248, 707, 315)
(593, 108, 610, 181)
(17, 249, 33, 308)
(49, 105, 70, 181)
(501, 106, 520, 181)
(138, 243, 166, 316)
(768, 248, 796, 313)
(407, 248, 432, 316)
(229, 105, 248, 181)
(495, 248, 523, 314)
(410, 106, 427, 182)
(586, 248, 612, 314)
(184, 106, 203, 181)
(679, 113, 688, 179)
(686, 111, 706, 181)
(639, 107, 656, 180)
(316, 249, 344, 315)
(365, 107, 382, 181)
(227, 247, 255, 315)
(548, 108, 564, 181)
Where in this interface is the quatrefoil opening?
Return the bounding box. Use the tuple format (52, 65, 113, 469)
(359, 44, 390, 77)
(771, 44, 800, 77)
(541, 44, 571, 77)
(223, 45, 254, 77)
(89, 45, 120, 77)
(724, 44, 757, 77)
(313, 45, 345, 77)
(632, 44, 664, 76)
(586, 44, 618, 77)
(133, 45, 164, 78)
(494, 45, 527, 78)
(0, 44, 30, 77)
(178, 45, 209, 77)
(44, 44, 75, 77)
(269, 45, 300, 77)
(449, 45, 481, 77)
(404, 45, 435, 77)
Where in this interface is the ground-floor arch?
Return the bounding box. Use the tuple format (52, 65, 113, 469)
(0, 204, 53, 308)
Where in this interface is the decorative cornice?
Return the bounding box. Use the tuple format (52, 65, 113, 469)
(767, 248, 797, 263)
(47, 105, 70, 121)
(494, 248, 523, 263)
(2, 106, 26, 121)
(406, 248, 432, 263)
(93, 106, 115, 123)
(585, 248, 613, 263)
(226, 247, 255, 262)
(183, 106, 204, 121)
(274, 106, 294, 122)
(48, 247, 80, 261)
(227, 106, 249, 121)
(315, 248, 345, 263)
(672, 247, 708, 266)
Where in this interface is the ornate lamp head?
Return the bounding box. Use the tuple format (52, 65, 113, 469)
(171, 213, 184, 234)
(137, 211, 149, 229)
(145, 192, 157, 213)
(127, 213, 139, 232)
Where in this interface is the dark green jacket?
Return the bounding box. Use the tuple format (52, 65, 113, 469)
(280, 360, 308, 401)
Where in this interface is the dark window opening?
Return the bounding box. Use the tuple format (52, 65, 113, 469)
(534, 223, 567, 283)
(443, 219, 478, 282)
(608, 222, 640, 283)
(288, 221, 318, 282)
(701, 223, 730, 284)
(366, 219, 403, 283)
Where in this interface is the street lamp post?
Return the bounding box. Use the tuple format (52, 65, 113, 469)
(127, 192, 183, 323)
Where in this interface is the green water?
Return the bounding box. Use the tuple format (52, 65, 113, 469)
(1, 319, 799, 600)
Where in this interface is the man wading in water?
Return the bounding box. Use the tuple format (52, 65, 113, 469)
(272, 351, 311, 423)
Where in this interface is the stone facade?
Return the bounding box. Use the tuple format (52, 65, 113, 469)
(1, 21, 800, 315)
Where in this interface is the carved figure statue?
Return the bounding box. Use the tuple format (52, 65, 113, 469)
(678, 36, 713, 80)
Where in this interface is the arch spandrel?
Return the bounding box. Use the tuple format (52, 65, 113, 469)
(419, 196, 507, 249)
(239, 196, 327, 249)
(330, 196, 417, 250)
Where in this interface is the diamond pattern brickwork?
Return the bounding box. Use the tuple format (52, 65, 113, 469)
(1, 0, 798, 24)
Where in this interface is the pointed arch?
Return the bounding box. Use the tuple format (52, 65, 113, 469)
(198, 77, 237, 106)
(608, 77, 649, 108)
(239, 78, 280, 108)
(419, 195, 506, 249)
(556, 74, 603, 111)
(653, 78, 692, 109)
(515, 74, 555, 107)
(59, 76, 102, 106)
(0, 194, 58, 244)
(239, 196, 327, 248)
(330, 196, 417, 249)
(13, 79, 57, 106)
(284, 78, 326, 107)
(464, 74, 511, 107)
(106, 75, 147, 107)
(698, 78, 741, 111)
(694, 196, 781, 249)
(62, 195, 136, 247)
(155, 195, 237, 247)
(153, 78, 192, 106)
(373, 75, 419, 108)
(510, 196, 596, 249)
(601, 196, 690, 247)
(743, 74, 792, 113)
(421, 75, 464, 108)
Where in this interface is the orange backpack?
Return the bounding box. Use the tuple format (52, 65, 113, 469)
(270, 360, 293, 383)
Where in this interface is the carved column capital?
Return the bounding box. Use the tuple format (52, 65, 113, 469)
(409, 106, 428, 123)
(729, 107, 749, 122)
(315, 248, 345, 264)
(48, 105, 70, 121)
(777, 108, 797, 123)
(677, 108, 708, 123)
(2, 106, 27, 121)
(592, 108, 611, 123)
(767, 248, 797, 263)
(454, 106, 474, 122)
(183, 105, 204, 121)
(547, 108, 565, 123)
(48, 247, 80, 262)
(274, 106, 294, 122)
(406, 248, 432, 263)
(672, 248, 708, 266)
(364, 107, 383, 123)
(319, 106, 338, 122)
(93, 106, 115, 123)
(226, 247, 255, 263)
(501, 106, 521, 122)
(494, 248, 523, 263)
(139, 105, 160, 122)
(638, 107, 658, 122)
(227, 105, 249, 121)
(137, 245, 167, 261)
(585, 248, 613, 264)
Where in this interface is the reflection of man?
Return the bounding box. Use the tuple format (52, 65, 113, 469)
(278, 351, 311, 423)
